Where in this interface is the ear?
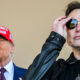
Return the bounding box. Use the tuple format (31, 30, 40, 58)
(10, 45, 15, 54)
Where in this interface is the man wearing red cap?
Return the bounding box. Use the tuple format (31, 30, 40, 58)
(0, 26, 27, 80)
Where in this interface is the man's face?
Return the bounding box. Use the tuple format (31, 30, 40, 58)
(0, 36, 14, 66)
(67, 9, 80, 49)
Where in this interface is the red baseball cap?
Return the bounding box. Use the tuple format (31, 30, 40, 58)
(0, 26, 14, 44)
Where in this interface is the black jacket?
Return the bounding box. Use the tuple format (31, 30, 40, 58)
(23, 31, 69, 80)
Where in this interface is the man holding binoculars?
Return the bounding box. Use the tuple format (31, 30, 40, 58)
(23, 1, 80, 80)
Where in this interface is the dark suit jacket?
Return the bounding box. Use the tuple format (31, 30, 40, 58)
(13, 64, 27, 80)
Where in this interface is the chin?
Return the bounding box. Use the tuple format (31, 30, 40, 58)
(71, 43, 80, 50)
(68, 39, 80, 46)
(74, 41, 80, 46)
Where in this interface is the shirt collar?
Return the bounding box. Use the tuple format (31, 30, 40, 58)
(66, 52, 78, 64)
(4, 60, 14, 74)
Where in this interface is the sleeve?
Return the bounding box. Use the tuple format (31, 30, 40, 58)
(23, 31, 66, 80)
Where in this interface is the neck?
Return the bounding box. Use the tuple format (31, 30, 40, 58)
(72, 47, 80, 60)
(0, 58, 11, 67)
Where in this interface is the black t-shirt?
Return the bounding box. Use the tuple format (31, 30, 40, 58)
(58, 60, 80, 80)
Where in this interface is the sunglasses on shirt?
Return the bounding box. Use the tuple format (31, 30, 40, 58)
(66, 19, 80, 29)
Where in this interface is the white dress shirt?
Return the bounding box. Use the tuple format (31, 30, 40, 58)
(0, 60, 14, 80)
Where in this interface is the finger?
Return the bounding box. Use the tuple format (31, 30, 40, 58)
(65, 17, 72, 23)
(54, 16, 66, 24)
(61, 17, 72, 25)
(56, 16, 66, 21)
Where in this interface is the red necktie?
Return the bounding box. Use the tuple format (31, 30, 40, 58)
(0, 68, 6, 80)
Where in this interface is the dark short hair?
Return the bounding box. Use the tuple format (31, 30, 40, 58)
(65, 1, 80, 16)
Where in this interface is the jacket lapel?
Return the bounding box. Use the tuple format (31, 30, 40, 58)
(13, 64, 19, 80)
(13, 64, 23, 80)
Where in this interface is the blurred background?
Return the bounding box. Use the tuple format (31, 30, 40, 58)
(0, 0, 79, 68)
